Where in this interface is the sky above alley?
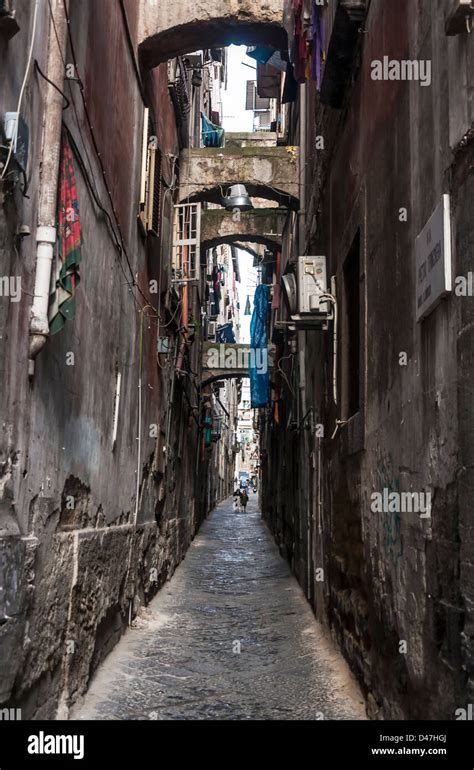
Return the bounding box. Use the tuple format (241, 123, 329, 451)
(222, 45, 259, 343)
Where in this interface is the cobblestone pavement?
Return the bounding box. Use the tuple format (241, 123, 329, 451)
(72, 496, 367, 720)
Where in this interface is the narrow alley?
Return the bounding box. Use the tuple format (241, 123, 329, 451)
(72, 496, 365, 721)
(1, 0, 474, 759)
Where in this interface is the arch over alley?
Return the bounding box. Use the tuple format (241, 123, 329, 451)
(179, 145, 300, 209)
(138, 0, 287, 68)
(201, 209, 286, 252)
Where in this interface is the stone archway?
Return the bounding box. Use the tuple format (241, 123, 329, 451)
(201, 208, 287, 252)
(202, 342, 273, 387)
(179, 145, 299, 209)
(138, 0, 287, 68)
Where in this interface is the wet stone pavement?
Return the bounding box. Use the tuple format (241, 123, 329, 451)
(72, 496, 367, 720)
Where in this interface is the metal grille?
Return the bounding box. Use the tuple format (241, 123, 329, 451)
(172, 203, 201, 282)
(174, 58, 191, 117)
(148, 143, 162, 237)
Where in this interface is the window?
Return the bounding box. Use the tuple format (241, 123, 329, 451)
(171, 203, 201, 282)
(245, 81, 271, 112)
(138, 108, 163, 237)
(343, 230, 361, 417)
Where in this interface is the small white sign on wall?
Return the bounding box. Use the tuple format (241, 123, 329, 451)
(416, 194, 452, 322)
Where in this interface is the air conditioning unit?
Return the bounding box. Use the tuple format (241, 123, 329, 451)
(207, 321, 217, 341)
(280, 256, 332, 330)
(297, 256, 328, 313)
(207, 300, 218, 321)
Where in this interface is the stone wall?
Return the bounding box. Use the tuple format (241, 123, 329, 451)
(262, 0, 474, 719)
(138, 0, 287, 66)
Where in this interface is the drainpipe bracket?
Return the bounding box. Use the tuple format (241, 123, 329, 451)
(36, 225, 57, 245)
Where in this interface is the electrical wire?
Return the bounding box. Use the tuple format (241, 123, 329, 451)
(34, 60, 70, 110)
(1, 0, 40, 180)
(45, 0, 144, 314)
(63, 126, 142, 315)
(159, 299, 183, 329)
(0, 151, 29, 196)
(61, 0, 154, 312)
(318, 291, 337, 407)
(276, 352, 295, 397)
(46, 0, 100, 198)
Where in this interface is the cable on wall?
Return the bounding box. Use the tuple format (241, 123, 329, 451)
(1, 0, 40, 180)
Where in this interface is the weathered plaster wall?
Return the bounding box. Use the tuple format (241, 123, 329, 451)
(262, 0, 474, 719)
(179, 144, 300, 208)
(201, 209, 286, 251)
(0, 0, 222, 719)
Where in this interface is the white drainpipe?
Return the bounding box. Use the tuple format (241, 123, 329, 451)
(28, 0, 69, 372)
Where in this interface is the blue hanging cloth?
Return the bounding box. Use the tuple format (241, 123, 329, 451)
(246, 46, 274, 65)
(201, 112, 225, 148)
(217, 323, 236, 344)
(249, 284, 270, 409)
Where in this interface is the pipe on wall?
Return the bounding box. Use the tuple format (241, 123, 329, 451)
(28, 0, 69, 369)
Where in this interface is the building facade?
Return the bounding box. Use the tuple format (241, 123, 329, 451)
(1, 0, 472, 724)
(0, 0, 238, 718)
(261, 0, 474, 720)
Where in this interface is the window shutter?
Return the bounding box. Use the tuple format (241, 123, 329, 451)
(172, 203, 201, 282)
(139, 108, 162, 237)
(146, 145, 162, 238)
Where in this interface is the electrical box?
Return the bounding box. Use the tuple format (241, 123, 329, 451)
(157, 336, 171, 355)
(3, 111, 29, 170)
(297, 256, 328, 314)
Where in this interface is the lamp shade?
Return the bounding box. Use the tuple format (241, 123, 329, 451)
(223, 184, 253, 211)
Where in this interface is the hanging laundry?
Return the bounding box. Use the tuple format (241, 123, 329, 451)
(249, 284, 270, 409)
(201, 112, 225, 148)
(286, 0, 326, 89)
(49, 127, 82, 336)
(311, 2, 325, 89)
(246, 46, 274, 65)
(212, 266, 221, 303)
(217, 323, 236, 344)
